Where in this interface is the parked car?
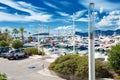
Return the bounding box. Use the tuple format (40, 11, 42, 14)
(1, 52, 9, 58)
(0, 47, 11, 57)
(7, 49, 27, 60)
(48, 48, 60, 54)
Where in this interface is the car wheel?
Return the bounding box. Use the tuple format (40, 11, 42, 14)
(15, 55, 19, 60)
(25, 54, 28, 58)
(8, 58, 11, 60)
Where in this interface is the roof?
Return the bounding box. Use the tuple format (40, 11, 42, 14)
(32, 33, 49, 36)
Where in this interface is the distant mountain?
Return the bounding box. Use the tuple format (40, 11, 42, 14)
(75, 29, 120, 37)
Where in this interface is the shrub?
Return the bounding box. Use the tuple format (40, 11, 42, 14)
(0, 73, 7, 80)
(116, 75, 120, 79)
(95, 61, 112, 78)
(49, 54, 112, 80)
(108, 44, 120, 73)
(0, 40, 9, 47)
(25, 48, 38, 56)
(38, 47, 45, 55)
(12, 40, 23, 49)
(24, 47, 45, 56)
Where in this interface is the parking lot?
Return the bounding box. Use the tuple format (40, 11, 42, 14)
(0, 56, 65, 80)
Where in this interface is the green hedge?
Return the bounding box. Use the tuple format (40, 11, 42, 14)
(24, 47, 45, 56)
(49, 54, 112, 80)
(0, 73, 7, 80)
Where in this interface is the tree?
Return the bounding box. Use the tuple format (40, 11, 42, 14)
(3, 29, 10, 41)
(108, 44, 120, 73)
(0, 40, 9, 47)
(12, 40, 23, 49)
(19, 27, 26, 41)
(28, 36, 32, 43)
(0, 33, 7, 41)
(12, 28, 19, 39)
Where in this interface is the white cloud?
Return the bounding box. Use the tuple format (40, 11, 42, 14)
(25, 13, 52, 22)
(56, 11, 69, 16)
(97, 10, 120, 29)
(74, 10, 86, 19)
(0, 0, 34, 14)
(17, 1, 46, 11)
(76, 18, 88, 22)
(69, 10, 87, 22)
(67, 10, 87, 22)
(100, 7, 104, 13)
(60, 1, 71, 6)
(55, 25, 81, 31)
(17, 1, 38, 9)
(0, 6, 6, 9)
(0, 12, 52, 22)
(43, 1, 60, 10)
(0, 0, 52, 22)
(109, 10, 120, 15)
(76, 28, 82, 32)
(53, 25, 81, 35)
(94, 11, 98, 15)
(55, 25, 73, 30)
(0, 12, 25, 21)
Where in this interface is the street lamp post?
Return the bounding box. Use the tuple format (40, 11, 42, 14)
(88, 3, 95, 80)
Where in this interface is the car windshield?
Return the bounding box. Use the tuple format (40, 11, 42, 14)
(9, 50, 14, 53)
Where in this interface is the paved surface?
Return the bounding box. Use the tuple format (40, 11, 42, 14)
(0, 56, 65, 80)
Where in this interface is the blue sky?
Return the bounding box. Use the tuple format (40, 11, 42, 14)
(0, 0, 120, 35)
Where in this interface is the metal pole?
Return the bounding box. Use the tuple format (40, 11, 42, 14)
(42, 23, 44, 33)
(48, 25, 50, 37)
(37, 27, 39, 53)
(58, 30, 59, 37)
(72, 13, 75, 53)
(88, 3, 95, 80)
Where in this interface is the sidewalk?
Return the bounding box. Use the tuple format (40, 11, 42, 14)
(37, 68, 65, 80)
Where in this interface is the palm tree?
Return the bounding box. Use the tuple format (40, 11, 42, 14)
(19, 27, 26, 41)
(12, 28, 19, 39)
(4, 29, 10, 41)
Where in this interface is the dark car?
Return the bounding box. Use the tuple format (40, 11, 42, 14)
(1, 52, 9, 58)
(7, 49, 27, 60)
(0, 47, 10, 57)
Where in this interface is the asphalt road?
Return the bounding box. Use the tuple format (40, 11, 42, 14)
(0, 57, 65, 80)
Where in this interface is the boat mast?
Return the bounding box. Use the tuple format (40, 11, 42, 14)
(48, 25, 50, 37)
(73, 13, 75, 53)
(37, 26, 40, 53)
(42, 23, 44, 33)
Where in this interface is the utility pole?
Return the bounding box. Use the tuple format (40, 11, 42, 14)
(88, 2, 95, 80)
